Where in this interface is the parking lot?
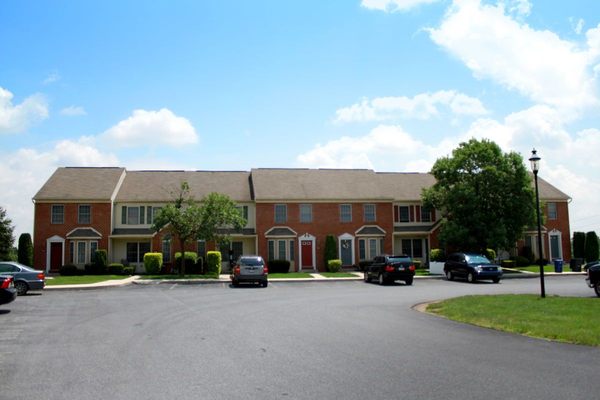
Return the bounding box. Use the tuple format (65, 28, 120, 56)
(1, 276, 599, 400)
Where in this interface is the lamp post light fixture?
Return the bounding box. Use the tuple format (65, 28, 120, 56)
(529, 148, 546, 298)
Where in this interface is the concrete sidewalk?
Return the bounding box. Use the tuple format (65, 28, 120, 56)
(43, 270, 586, 290)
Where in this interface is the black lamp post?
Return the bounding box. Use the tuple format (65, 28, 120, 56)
(529, 149, 546, 298)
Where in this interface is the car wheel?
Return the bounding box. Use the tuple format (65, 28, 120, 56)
(467, 272, 475, 283)
(492, 277, 500, 284)
(364, 272, 371, 283)
(446, 270, 454, 281)
(594, 282, 600, 297)
(378, 273, 386, 286)
(262, 280, 268, 288)
(405, 277, 413, 286)
(14, 281, 28, 295)
(232, 279, 240, 287)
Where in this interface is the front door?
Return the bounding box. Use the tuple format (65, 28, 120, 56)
(50, 242, 62, 272)
(301, 240, 313, 269)
(341, 239, 353, 266)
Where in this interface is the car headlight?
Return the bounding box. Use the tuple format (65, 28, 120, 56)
(474, 266, 482, 272)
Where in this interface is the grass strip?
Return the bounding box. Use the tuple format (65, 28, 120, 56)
(319, 272, 358, 278)
(143, 274, 219, 280)
(427, 294, 600, 346)
(269, 272, 313, 279)
(46, 275, 127, 285)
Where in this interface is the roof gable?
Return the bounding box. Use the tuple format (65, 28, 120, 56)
(33, 167, 126, 201)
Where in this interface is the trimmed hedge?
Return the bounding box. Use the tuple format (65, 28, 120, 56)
(430, 249, 445, 262)
(585, 231, 599, 263)
(175, 251, 199, 274)
(144, 253, 163, 274)
(573, 231, 586, 259)
(17, 233, 33, 267)
(413, 260, 423, 270)
(60, 264, 83, 276)
(108, 263, 124, 275)
(123, 266, 135, 275)
(501, 260, 515, 269)
(324, 235, 337, 266)
(512, 256, 531, 267)
(206, 251, 222, 276)
(327, 259, 342, 273)
(268, 259, 290, 273)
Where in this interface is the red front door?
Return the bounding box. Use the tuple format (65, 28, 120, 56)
(50, 242, 62, 272)
(301, 240, 313, 269)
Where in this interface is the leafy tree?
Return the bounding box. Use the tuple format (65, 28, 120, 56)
(0, 207, 15, 261)
(323, 235, 337, 266)
(422, 138, 535, 253)
(17, 233, 33, 266)
(584, 231, 599, 263)
(152, 182, 246, 275)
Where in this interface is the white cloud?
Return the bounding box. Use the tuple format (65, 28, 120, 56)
(43, 72, 61, 85)
(0, 87, 49, 134)
(0, 139, 119, 239)
(361, 0, 440, 12)
(334, 90, 488, 123)
(102, 108, 198, 148)
(429, 0, 600, 112)
(60, 105, 87, 116)
(570, 17, 585, 35)
(502, 0, 531, 17)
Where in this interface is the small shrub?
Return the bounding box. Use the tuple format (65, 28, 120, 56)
(175, 252, 198, 274)
(430, 249, 445, 262)
(60, 264, 82, 276)
(513, 256, 531, 267)
(206, 251, 222, 276)
(358, 261, 372, 271)
(268, 259, 290, 273)
(194, 256, 204, 275)
(573, 231, 586, 259)
(485, 248, 496, 261)
(520, 246, 534, 263)
(17, 233, 33, 267)
(327, 259, 342, 272)
(501, 260, 515, 269)
(144, 253, 163, 274)
(413, 260, 423, 270)
(324, 235, 337, 266)
(122, 266, 135, 275)
(584, 231, 599, 263)
(84, 263, 94, 274)
(93, 249, 108, 274)
(108, 263, 124, 275)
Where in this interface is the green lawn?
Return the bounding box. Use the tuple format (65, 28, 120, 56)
(269, 272, 314, 279)
(415, 270, 430, 276)
(143, 274, 219, 280)
(46, 275, 127, 285)
(515, 265, 574, 273)
(427, 294, 600, 346)
(320, 272, 358, 278)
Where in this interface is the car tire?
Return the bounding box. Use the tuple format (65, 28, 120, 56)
(467, 272, 476, 283)
(492, 277, 500, 284)
(446, 270, 454, 281)
(232, 279, 240, 288)
(262, 280, 268, 288)
(405, 277, 413, 286)
(378, 273, 386, 286)
(594, 282, 600, 297)
(364, 272, 371, 283)
(14, 281, 28, 295)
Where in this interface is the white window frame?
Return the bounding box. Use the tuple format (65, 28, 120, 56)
(51, 204, 64, 224)
(547, 202, 558, 220)
(300, 204, 312, 223)
(363, 204, 376, 222)
(274, 204, 287, 224)
(78, 204, 91, 224)
(340, 204, 352, 223)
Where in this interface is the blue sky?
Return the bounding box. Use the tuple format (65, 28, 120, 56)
(1, 0, 599, 239)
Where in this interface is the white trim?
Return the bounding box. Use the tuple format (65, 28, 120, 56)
(338, 233, 355, 266)
(66, 226, 103, 238)
(355, 225, 386, 236)
(265, 226, 298, 238)
(298, 233, 316, 271)
(46, 235, 65, 273)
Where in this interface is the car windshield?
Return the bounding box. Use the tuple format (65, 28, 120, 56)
(388, 257, 411, 263)
(465, 255, 491, 264)
(239, 258, 263, 266)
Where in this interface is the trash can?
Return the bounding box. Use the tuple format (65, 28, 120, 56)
(553, 259, 563, 273)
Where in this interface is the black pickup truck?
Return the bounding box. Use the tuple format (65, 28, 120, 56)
(364, 254, 415, 285)
(585, 261, 600, 297)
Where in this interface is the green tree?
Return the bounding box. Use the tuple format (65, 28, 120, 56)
(422, 138, 535, 252)
(323, 235, 337, 267)
(573, 231, 586, 260)
(152, 182, 246, 275)
(0, 207, 15, 261)
(584, 231, 599, 263)
(17, 233, 33, 266)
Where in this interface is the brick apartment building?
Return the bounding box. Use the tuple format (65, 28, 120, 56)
(32, 167, 572, 273)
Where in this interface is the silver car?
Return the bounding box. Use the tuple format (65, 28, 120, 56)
(0, 261, 45, 295)
(231, 256, 268, 287)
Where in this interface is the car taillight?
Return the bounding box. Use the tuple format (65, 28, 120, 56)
(1, 277, 13, 289)
(263, 267, 269, 274)
(385, 265, 394, 272)
(409, 264, 415, 272)
(37, 273, 45, 280)
(233, 267, 240, 275)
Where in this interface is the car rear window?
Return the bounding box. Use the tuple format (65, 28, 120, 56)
(387, 257, 411, 263)
(239, 258, 264, 266)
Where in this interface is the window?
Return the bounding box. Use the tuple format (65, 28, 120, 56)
(402, 238, 423, 258)
(162, 236, 172, 263)
(126, 242, 150, 263)
(78, 205, 91, 224)
(51, 205, 64, 224)
(358, 238, 383, 260)
(127, 207, 140, 225)
(364, 204, 376, 222)
(268, 239, 294, 261)
(340, 204, 352, 223)
(237, 205, 249, 220)
(398, 206, 409, 223)
(90, 241, 98, 259)
(420, 207, 431, 223)
(275, 204, 287, 223)
(300, 204, 312, 223)
(70, 241, 74, 263)
(121, 206, 149, 225)
(547, 203, 557, 220)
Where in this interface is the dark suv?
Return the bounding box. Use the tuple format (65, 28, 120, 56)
(364, 255, 415, 285)
(231, 256, 268, 287)
(444, 253, 502, 283)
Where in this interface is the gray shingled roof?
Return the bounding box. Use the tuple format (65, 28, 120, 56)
(251, 169, 390, 201)
(536, 175, 570, 200)
(376, 173, 437, 201)
(33, 167, 125, 201)
(115, 171, 252, 202)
